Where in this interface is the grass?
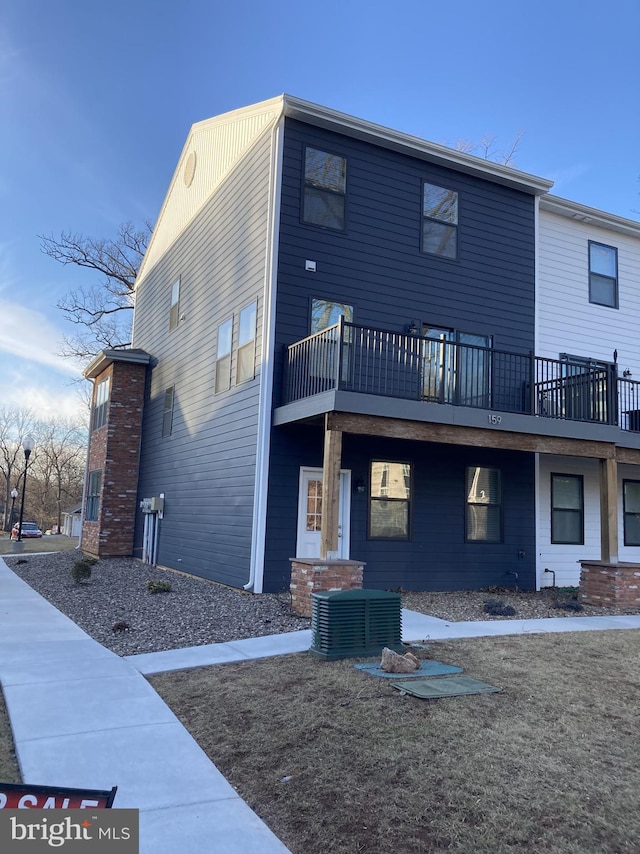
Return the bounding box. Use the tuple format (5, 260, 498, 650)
(0, 534, 79, 557)
(150, 630, 640, 854)
(0, 687, 20, 784)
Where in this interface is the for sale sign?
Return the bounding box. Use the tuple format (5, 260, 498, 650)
(0, 782, 117, 809)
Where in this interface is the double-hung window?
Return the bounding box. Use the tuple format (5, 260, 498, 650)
(86, 470, 102, 522)
(237, 302, 257, 384)
(162, 387, 175, 437)
(369, 461, 411, 539)
(215, 318, 233, 393)
(169, 278, 180, 329)
(551, 473, 584, 544)
(422, 182, 458, 259)
(92, 377, 110, 431)
(303, 147, 346, 230)
(466, 466, 502, 542)
(588, 241, 618, 308)
(623, 480, 640, 546)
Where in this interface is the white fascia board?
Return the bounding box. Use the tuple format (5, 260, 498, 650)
(282, 94, 554, 196)
(541, 195, 640, 238)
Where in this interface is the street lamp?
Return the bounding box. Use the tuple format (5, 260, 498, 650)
(16, 436, 35, 545)
(9, 488, 18, 531)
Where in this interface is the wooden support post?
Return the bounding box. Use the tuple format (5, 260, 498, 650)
(320, 415, 342, 559)
(600, 457, 618, 564)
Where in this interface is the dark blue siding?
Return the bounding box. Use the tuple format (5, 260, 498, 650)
(264, 118, 538, 591)
(263, 427, 535, 592)
(272, 119, 536, 408)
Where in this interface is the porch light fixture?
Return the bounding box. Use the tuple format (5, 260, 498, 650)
(16, 436, 35, 543)
(407, 321, 418, 336)
(354, 478, 366, 494)
(623, 369, 632, 378)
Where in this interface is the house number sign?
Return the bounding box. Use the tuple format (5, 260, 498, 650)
(488, 415, 503, 425)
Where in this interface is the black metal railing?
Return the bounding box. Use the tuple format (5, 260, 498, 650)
(283, 320, 640, 431)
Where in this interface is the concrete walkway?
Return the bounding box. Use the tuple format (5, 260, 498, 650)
(3, 554, 640, 853)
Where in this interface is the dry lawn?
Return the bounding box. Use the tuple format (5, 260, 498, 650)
(151, 631, 640, 854)
(0, 687, 20, 783)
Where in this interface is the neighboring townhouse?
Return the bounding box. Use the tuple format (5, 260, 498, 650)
(536, 197, 640, 587)
(81, 95, 640, 597)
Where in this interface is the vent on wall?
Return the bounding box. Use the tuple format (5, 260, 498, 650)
(310, 589, 404, 660)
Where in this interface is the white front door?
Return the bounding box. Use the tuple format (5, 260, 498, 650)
(296, 467, 351, 559)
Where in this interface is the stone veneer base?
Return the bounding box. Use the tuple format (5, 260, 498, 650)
(579, 560, 640, 608)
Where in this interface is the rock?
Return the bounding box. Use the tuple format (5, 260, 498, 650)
(380, 647, 421, 673)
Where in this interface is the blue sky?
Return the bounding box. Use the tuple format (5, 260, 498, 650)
(1, 0, 638, 420)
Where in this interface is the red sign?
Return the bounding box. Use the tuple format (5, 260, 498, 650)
(0, 783, 117, 809)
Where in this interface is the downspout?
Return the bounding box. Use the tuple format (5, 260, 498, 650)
(76, 394, 92, 551)
(533, 193, 541, 589)
(245, 110, 285, 591)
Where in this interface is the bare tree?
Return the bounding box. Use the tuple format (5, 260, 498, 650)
(0, 409, 87, 533)
(31, 420, 87, 532)
(0, 408, 38, 531)
(40, 221, 153, 361)
(445, 131, 525, 167)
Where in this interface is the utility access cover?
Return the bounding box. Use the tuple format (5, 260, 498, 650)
(355, 661, 463, 680)
(390, 675, 501, 699)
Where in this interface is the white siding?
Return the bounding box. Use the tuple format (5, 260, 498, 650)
(537, 208, 640, 587)
(137, 99, 281, 282)
(538, 456, 640, 587)
(538, 210, 640, 373)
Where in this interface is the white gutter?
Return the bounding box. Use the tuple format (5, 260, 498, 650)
(245, 114, 285, 592)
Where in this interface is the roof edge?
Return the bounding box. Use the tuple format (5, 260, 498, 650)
(84, 349, 152, 380)
(540, 195, 640, 238)
(282, 94, 554, 196)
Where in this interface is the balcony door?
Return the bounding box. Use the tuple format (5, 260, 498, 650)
(296, 467, 351, 559)
(422, 326, 492, 407)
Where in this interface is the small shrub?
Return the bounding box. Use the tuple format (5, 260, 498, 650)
(483, 598, 517, 617)
(112, 621, 130, 632)
(71, 556, 96, 585)
(146, 579, 172, 594)
(553, 600, 584, 612)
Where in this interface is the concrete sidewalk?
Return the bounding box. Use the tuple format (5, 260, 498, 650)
(0, 558, 292, 854)
(3, 554, 640, 853)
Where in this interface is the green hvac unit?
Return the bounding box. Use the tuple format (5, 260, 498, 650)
(310, 589, 404, 660)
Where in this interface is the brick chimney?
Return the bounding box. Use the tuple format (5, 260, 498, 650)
(82, 350, 151, 557)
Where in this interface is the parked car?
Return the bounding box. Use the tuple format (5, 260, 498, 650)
(11, 522, 43, 540)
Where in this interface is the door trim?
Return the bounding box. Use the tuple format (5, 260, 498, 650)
(296, 467, 351, 559)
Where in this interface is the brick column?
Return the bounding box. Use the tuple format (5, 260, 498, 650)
(290, 558, 365, 617)
(82, 350, 150, 557)
(580, 560, 640, 609)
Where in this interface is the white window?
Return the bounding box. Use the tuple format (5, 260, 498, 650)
(237, 302, 257, 384)
(169, 279, 180, 329)
(215, 318, 233, 393)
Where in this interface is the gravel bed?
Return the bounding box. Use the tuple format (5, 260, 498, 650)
(5, 552, 310, 656)
(402, 586, 640, 622)
(5, 552, 639, 657)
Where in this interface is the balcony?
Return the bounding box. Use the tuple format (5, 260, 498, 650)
(282, 320, 640, 433)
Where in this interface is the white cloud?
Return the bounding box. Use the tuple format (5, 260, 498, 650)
(0, 300, 81, 376)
